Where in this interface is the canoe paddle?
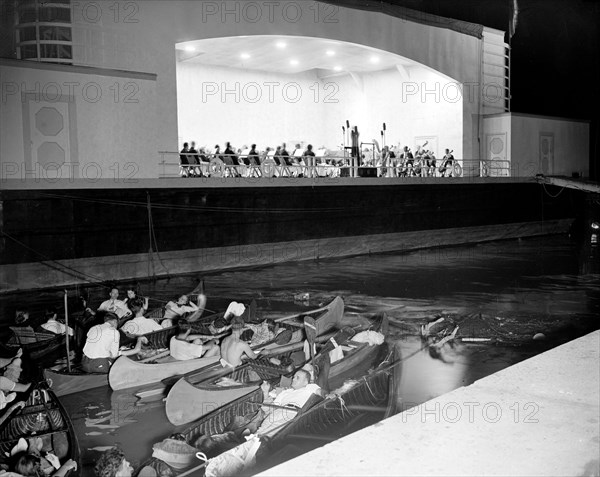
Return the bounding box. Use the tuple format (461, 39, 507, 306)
(251, 328, 293, 351)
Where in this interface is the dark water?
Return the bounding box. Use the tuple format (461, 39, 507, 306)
(2, 235, 599, 475)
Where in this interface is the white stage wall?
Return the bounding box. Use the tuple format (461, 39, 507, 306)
(177, 62, 463, 157)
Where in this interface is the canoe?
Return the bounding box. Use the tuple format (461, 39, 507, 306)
(5, 327, 66, 363)
(136, 331, 393, 477)
(163, 298, 343, 426)
(43, 367, 107, 397)
(0, 385, 81, 475)
(109, 353, 221, 391)
(275, 296, 345, 335)
(251, 352, 394, 473)
(320, 312, 389, 390)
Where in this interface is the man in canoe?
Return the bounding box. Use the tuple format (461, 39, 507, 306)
(97, 287, 131, 322)
(191, 369, 322, 457)
(169, 328, 221, 361)
(219, 316, 261, 368)
(81, 313, 146, 373)
(120, 302, 162, 336)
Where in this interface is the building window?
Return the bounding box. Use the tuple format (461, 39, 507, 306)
(16, 0, 73, 63)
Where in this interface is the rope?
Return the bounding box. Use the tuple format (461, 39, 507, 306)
(0, 230, 111, 289)
(541, 182, 565, 198)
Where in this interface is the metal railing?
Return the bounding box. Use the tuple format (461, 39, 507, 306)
(158, 152, 512, 179)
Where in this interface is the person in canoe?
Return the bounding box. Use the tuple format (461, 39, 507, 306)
(41, 308, 74, 337)
(219, 316, 261, 368)
(169, 328, 221, 361)
(0, 348, 31, 394)
(191, 369, 322, 457)
(81, 313, 146, 373)
(123, 287, 149, 314)
(161, 292, 207, 327)
(97, 287, 131, 324)
(94, 447, 134, 477)
(120, 301, 162, 336)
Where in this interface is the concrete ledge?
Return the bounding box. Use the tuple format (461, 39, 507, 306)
(258, 330, 600, 477)
(0, 219, 572, 293)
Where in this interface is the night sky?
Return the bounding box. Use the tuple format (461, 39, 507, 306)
(389, 0, 599, 177)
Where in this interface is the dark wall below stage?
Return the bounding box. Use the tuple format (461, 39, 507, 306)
(0, 182, 581, 266)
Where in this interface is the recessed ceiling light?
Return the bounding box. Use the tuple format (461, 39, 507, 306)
(290, 59, 299, 66)
(241, 53, 251, 59)
(370, 55, 380, 63)
(276, 41, 287, 49)
(333, 66, 342, 71)
(184, 45, 196, 52)
(326, 50, 335, 56)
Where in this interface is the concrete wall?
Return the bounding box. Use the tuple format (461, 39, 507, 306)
(0, 60, 159, 180)
(177, 63, 463, 157)
(511, 114, 589, 178)
(2, 1, 498, 178)
(482, 113, 590, 178)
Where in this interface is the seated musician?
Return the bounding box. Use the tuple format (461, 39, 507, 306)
(169, 329, 220, 361)
(439, 148, 455, 177)
(219, 317, 261, 368)
(120, 302, 162, 337)
(81, 313, 145, 373)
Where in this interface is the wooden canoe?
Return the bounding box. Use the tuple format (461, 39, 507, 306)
(165, 363, 262, 426)
(0, 385, 81, 476)
(321, 312, 389, 390)
(5, 327, 66, 362)
(43, 366, 107, 397)
(136, 334, 394, 477)
(136, 387, 265, 477)
(163, 298, 344, 426)
(275, 295, 344, 334)
(109, 353, 221, 391)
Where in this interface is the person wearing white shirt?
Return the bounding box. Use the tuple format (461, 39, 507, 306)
(256, 369, 322, 436)
(41, 310, 74, 336)
(98, 287, 131, 320)
(120, 303, 162, 336)
(82, 314, 144, 373)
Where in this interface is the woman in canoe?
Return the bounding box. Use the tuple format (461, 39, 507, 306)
(162, 292, 207, 327)
(123, 287, 149, 315)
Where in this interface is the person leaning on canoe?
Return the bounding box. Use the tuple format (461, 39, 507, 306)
(169, 328, 220, 361)
(81, 313, 146, 374)
(161, 292, 207, 327)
